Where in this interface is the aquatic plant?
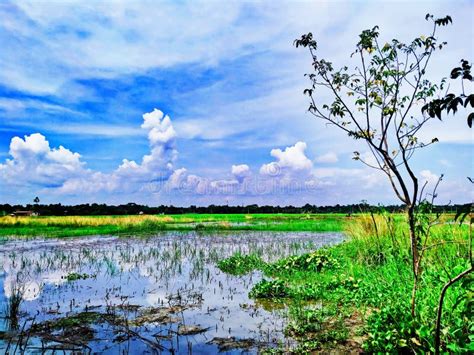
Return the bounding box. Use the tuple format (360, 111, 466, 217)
(249, 279, 290, 299)
(266, 249, 338, 274)
(217, 253, 263, 275)
(5, 284, 23, 331)
(65, 272, 90, 282)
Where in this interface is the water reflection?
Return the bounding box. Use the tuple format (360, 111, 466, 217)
(0, 231, 342, 353)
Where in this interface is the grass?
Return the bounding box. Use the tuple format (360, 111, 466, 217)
(0, 213, 346, 237)
(218, 213, 472, 353)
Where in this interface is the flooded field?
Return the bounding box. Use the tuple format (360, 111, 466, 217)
(0, 231, 343, 354)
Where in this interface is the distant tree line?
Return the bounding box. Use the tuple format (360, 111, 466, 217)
(0, 202, 466, 216)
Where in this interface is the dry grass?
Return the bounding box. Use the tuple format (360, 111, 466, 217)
(0, 215, 174, 227)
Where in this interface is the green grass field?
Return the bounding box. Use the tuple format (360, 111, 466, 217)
(0, 213, 347, 237)
(218, 214, 472, 353)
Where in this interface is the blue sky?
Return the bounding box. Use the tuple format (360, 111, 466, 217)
(0, 0, 472, 206)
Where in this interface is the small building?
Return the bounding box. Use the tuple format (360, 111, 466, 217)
(10, 210, 39, 217)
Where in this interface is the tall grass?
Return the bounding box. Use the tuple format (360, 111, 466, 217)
(233, 213, 472, 352)
(336, 215, 470, 352)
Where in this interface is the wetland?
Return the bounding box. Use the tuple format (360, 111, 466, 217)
(0, 231, 343, 354)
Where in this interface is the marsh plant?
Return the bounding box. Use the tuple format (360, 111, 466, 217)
(5, 282, 23, 331)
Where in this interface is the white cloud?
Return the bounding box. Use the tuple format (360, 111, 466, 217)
(2, 0, 320, 95)
(174, 120, 235, 141)
(165, 142, 318, 198)
(166, 168, 188, 190)
(0, 133, 85, 186)
(115, 108, 177, 182)
(231, 164, 250, 183)
(58, 172, 119, 194)
(260, 141, 312, 176)
(1, 108, 178, 194)
(315, 152, 338, 164)
(141, 109, 176, 145)
(0, 124, 462, 205)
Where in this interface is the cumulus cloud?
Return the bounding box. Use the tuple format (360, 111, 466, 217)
(0, 133, 85, 187)
(164, 141, 320, 198)
(167, 168, 242, 196)
(142, 109, 176, 145)
(260, 141, 312, 176)
(116, 109, 177, 182)
(0, 122, 464, 205)
(1, 108, 178, 195)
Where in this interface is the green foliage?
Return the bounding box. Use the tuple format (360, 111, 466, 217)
(363, 302, 427, 352)
(327, 275, 362, 292)
(266, 250, 338, 274)
(286, 307, 321, 336)
(422, 59, 473, 127)
(249, 279, 290, 299)
(217, 253, 263, 275)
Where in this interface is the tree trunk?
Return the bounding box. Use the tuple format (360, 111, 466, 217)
(407, 206, 419, 317)
(407, 206, 420, 277)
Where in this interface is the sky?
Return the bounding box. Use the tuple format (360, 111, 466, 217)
(0, 0, 472, 206)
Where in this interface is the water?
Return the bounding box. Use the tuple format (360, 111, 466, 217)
(0, 231, 343, 354)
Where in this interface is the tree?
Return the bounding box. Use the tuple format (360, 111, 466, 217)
(33, 196, 40, 204)
(295, 14, 456, 316)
